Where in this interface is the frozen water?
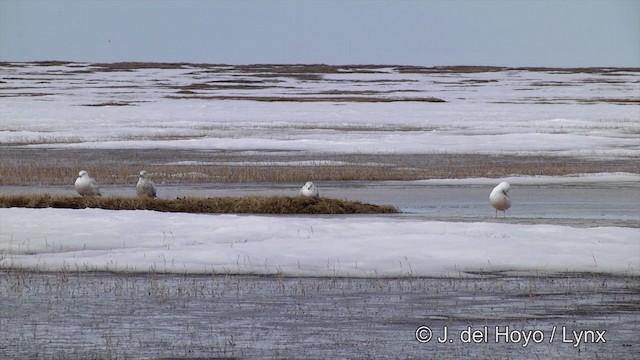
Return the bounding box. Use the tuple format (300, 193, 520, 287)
(1, 206, 637, 276)
(1, 64, 638, 157)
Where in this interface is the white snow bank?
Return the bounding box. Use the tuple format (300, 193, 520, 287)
(1, 208, 637, 277)
(1, 66, 638, 157)
(414, 172, 640, 185)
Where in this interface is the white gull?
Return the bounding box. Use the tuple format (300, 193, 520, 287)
(136, 170, 157, 198)
(490, 181, 511, 217)
(300, 181, 319, 198)
(75, 170, 101, 196)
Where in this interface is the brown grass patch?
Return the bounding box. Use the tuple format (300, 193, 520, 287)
(0, 194, 398, 214)
(0, 92, 52, 98)
(92, 62, 195, 71)
(0, 135, 83, 146)
(1, 149, 638, 186)
(577, 98, 640, 105)
(166, 95, 446, 103)
(83, 101, 136, 107)
(177, 82, 273, 91)
(498, 97, 640, 105)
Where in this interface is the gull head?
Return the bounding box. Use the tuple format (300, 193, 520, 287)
(490, 181, 512, 216)
(301, 181, 319, 197)
(497, 181, 510, 195)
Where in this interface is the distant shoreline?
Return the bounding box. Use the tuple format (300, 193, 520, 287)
(2, 61, 639, 73)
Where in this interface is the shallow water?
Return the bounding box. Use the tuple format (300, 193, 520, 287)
(0, 271, 638, 359)
(2, 180, 638, 227)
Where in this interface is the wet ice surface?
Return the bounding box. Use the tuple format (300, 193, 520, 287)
(1, 271, 638, 359)
(3, 180, 638, 227)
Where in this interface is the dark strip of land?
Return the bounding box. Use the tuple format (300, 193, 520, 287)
(0, 194, 398, 214)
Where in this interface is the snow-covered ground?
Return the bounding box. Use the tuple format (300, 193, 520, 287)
(1, 64, 638, 157)
(1, 64, 638, 277)
(414, 172, 640, 185)
(1, 206, 637, 276)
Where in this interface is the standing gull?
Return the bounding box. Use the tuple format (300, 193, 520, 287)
(136, 170, 157, 198)
(300, 181, 319, 198)
(489, 181, 511, 217)
(75, 170, 101, 196)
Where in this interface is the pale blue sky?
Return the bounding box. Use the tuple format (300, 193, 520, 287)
(1, 0, 638, 66)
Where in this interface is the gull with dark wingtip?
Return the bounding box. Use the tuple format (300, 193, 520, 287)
(490, 181, 511, 217)
(136, 170, 157, 198)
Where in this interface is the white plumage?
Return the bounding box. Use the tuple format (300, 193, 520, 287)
(136, 170, 157, 198)
(489, 181, 511, 217)
(300, 181, 319, 198)
(75, 170, 101, 196)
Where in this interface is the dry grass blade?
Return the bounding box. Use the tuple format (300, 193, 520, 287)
(0, 194, 398, 215)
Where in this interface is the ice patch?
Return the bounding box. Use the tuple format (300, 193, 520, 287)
(1, 208, 637, 277)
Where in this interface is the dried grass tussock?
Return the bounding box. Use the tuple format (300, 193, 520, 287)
(0, 194, 398, 215)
